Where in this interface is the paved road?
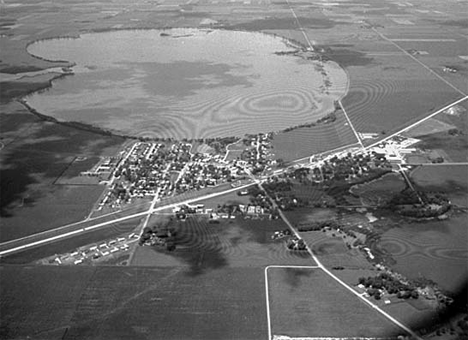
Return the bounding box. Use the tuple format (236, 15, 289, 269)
(0, 182, 256, 257)
(258, 180, 422, 339)
(267, 193, 423, 339)
(405, 162, 468, 166)
(3, 95, 467, 258)
(365, 96, 468, 150)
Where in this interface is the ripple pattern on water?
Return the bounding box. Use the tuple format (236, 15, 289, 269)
(26, 29, 348, 138)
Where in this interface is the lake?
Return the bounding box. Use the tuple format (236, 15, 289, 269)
(26, 29, 348, 139)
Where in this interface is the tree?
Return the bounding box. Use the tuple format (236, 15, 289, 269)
(166, 242, 176, 251)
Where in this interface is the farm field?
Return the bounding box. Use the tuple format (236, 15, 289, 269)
(1, 0, 468, 338)
(285, 207, 338, 228)
(410, 164, 468, 207)
(408, 101, 468, 162)
(131, 216, 315, 270)
(191, 189, 252, 209)
(380, 215, 468, 294)
(0, 102, 124, 241)
(300, 231, 374, 270)
(381, 302, 440, 337)
(404, 117, 457, 138)
(271, 108, 358, 162)
(0, 184, 105, 242)
(323, 20, 467, 140)
(350, 172, 407, 207)
(0, 265, 268, 340)
(267, 267, 404, 338)
(0, 217, 141, 265)
(0, 265, 96, 340)
(342, 63, 462, 140)
(153, 181, 252, 209)
(288, 185, 337, 207)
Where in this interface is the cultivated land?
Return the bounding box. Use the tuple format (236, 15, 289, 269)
(350, 173, 407, 206)
(267, 267, 403, 337)
(1, 0, 468, 339)
(411, 164, 468, 207)
(380, 214, 468, 294)
(131, 216, 314, 270)
(1, 266, 268, 340)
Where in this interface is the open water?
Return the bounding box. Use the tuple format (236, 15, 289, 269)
(27, 29, 347, 138)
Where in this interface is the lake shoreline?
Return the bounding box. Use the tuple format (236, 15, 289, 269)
(23, 28, 349, 140)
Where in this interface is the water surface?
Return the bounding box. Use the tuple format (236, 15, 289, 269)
(27, 29, 347, 138)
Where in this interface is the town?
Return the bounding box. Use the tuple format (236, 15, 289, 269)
(85, 133, 441, 212)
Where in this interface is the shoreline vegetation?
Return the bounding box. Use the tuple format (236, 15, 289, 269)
(25, 37, 78, 66)
(19, 96, 341, 145)
(0, 73, 69, 104)
(14, 28, 345, 144)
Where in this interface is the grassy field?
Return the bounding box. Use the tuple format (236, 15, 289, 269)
(191, 190, 252, 209)
(382, 302, 440, 337)
(267, 267, 404, 338)
(300, 231, 374, 270)
(343, 72, 462, 141)
(404, 117, 457, 138)
(410, 102, 468, 162)
(54, 155, 102, 185)
(380, 215, 468, 294)
(1, 266, 268, 340)
(350, 173, 407, 207)
(410, 165, 468, 207)
(153, 181, 253, 209)
(338, 25, 464, 141)
(0, 185, 105, 242)
(0, 102, 125, 241)
(271, 108, 358, 162)
(0, 265, 96, 340)
(2, 0, 468, 339)
(0, 217, 141, 265)
(132, 215, 315, 270)
(284, 207, 338, 227)
(289, 184, 337, 206)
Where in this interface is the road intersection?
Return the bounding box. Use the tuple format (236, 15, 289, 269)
(2, 96, 467, 339)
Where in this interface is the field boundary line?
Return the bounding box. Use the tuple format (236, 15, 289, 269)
(0, 182, 257, 257)
(285, 0, 314, 50)
(372, 28, 467, 97)
(0, 212, 149, 257)
(270, 202, 423, 339)
(407, 162, 468, 166)
(398, 166, 424, 204)
(265, 265, 321, 340)
(283, 143, 360, 164)
(265, 266, 272, 340)
(338, 100, 365, 149)
(267, 265, 320, 269)
(365, 96, 468, 149)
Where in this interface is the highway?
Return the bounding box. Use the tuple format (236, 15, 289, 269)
(259, 180, 423, 339)
(1, 93, 466, 339)
(0, 181, 256, 257)
(365, 97, 468, 150)
(2, 97, 465, 338)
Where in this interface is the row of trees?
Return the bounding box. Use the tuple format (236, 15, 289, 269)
(286, 237, 307, 251)
(138, 219, 177, 251)
(387, 189, 451, 218)
(358, 273, 419, 300)
(281, 111, 337, 133)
